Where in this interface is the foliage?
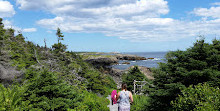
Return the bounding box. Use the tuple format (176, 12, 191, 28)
(52, 42, 67, 53)
(72, 91, 109, 111)
(0, 18, 117, 110)
(0, 84, 26, 111)
(56, 27, 64, 43)
(171, 83, 220, 111)
(0, 18, 5, 54)
(79, 67, 116, 95)
(131, 95, 149, 111)
(23, 69, 81, 110)
(148, 39, 220, 111)
(52, 28, 66, 53)
(122, 66, 147, 91)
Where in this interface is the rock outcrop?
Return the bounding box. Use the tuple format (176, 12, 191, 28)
(116, 54, 146, 60)
(85, 57, 118, 67)
(83, 53, 146, 67)
(122, 62, 130, 64)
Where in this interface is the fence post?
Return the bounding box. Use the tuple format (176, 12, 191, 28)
(133, 80, 136, 95)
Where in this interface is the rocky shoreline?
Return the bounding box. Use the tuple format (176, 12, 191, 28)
(81, 52, 154, 86)
(83, 52, 149, 66)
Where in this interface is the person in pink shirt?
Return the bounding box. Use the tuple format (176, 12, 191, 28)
(111, 90, 117, 105)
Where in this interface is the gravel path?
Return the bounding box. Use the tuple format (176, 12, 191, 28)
(107, 95, 118, 111)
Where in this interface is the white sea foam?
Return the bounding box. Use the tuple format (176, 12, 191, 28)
(153, 58, 161, 61)
(118, 64, 127, 65)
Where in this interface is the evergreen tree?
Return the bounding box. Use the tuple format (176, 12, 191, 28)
(148, 39, 220, 111)
(52, 28, 67, 53)
(0, 84, 25, 111)
(56, 27, 64, 43)
(122, 66, 147, 91)
(171, 83, 220, 111)
(0, 18, 6, 54)
(24, 69, 81, 110)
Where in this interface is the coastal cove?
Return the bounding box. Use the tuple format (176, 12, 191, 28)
(78, 51, 167, 70)
(112, 52, 167, 70)
(78, 51, 167, 85)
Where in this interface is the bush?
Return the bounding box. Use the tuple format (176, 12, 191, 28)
(72, 91, 109, 111)
(122, 66, 147, 91)
(148, 39, 220, 111)
(131, 95, 149, 111)
(52, 43, 67, 53)
(171, 83, 220, 111)
(24, 69, 81, 110)
(0, 84, 26, 111)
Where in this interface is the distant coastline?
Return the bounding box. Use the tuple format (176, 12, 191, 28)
(112, 52, 167, 70)
(78, 51, 167, 70)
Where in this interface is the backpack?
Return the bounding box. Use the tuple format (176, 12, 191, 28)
(111, 90, 117, 105)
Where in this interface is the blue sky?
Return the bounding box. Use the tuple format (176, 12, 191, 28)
(1, 0, 220, 52)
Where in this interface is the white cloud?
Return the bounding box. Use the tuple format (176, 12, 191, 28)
(23, 28, 37, 32)
(211, 2, 220, 6)
(80, 0, 168, 18)
(0, 0, 15, 17)
(2, 20, 20, 30)
(3, 20, 37, 34)
(17, 0, 168, 18)
(194, 4, 220, 18)
(16, 0, 220, 42)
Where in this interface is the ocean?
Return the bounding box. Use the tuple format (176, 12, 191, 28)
(112, 52, 167, 70)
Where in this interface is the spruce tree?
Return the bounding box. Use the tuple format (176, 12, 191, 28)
(122, 66, 147, 91)
(56, 28, 64, 43)
(148, 39, 220, 111)
(24, 70, 80, 110)
(171, 83, 220, 111)
(0, 18, 5, 54)
(52, 28, 67, 53)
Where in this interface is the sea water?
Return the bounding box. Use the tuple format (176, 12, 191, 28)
(112, 52, 167, 70)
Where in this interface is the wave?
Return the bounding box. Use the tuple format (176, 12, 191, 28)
(153, 58, 161, 61)
(142, 58, 161, 61)
(118, 64, 128, 66)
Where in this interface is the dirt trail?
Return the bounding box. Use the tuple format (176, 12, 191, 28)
(107, 95, 118, 111)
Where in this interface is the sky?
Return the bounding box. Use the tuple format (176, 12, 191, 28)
(1, 0, 220, 52)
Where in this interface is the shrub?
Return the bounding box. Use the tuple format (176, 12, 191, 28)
(24, 69, 81, 110)
(122, 66, 147, 91)
(131, 95, 149, 111)
(0, 84, 25, 111)
(72, 91, 109, 111)
(171, 83, 220, 111)
(52, 43, 67, 53)
(148, 39, 220, 111)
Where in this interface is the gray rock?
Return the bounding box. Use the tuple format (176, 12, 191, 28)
(0, 63, 22, 85)
(116, 54, 146, 60)
(85, 57, 118, 66)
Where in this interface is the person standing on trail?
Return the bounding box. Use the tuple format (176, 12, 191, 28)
(111, 90, 117, 105)
(116, 83, 133, 111)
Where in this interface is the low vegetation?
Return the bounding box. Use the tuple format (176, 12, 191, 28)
(1, 17, 220, 110)
(0, 18, 115, 110)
